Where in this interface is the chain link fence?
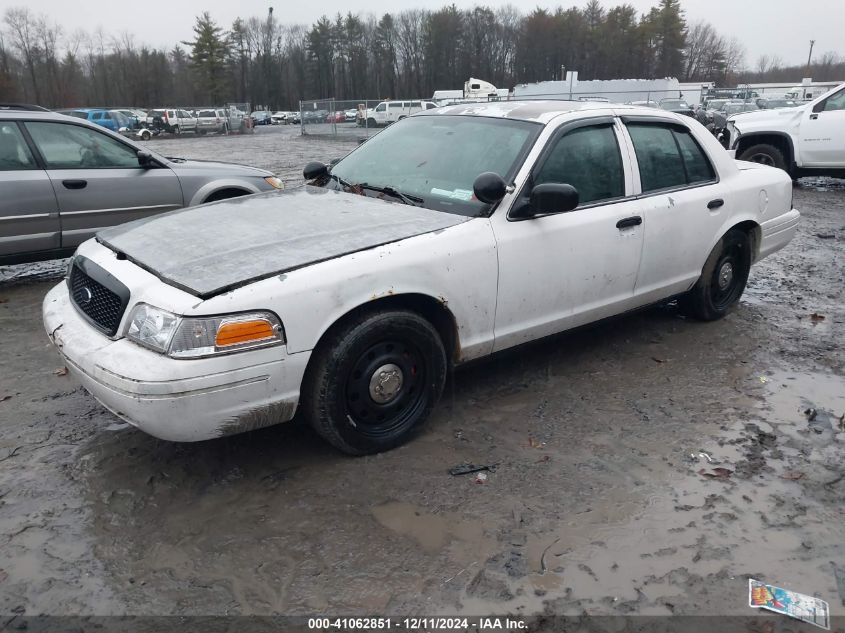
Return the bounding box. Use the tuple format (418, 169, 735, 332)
(300, 98, 388, 141)
(298, 83, 836, 140)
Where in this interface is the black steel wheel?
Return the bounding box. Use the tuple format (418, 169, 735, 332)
(303, 309, 447, 455)
(680, 229, 752, 321)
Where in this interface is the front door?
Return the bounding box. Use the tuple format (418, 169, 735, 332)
(0, 121, 60, 260)
(800, 86, 845, 167)
(23, 121, 184, 249)
(492, 119, 645, 352)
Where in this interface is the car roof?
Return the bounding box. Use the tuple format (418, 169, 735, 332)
(416, 100, 647, 124)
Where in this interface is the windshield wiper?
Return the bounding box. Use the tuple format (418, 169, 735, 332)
(329, 172, 356, 190)
(357, 183, 424, 206)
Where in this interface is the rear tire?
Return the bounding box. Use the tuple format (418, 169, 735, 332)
(302, 309, 447, 455)
(738, 143, 787, 171)
(141, 130, 151, 141)
(680, 229, 752, 321)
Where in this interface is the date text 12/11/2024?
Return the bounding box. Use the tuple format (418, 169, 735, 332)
(308, 617, 528, 630)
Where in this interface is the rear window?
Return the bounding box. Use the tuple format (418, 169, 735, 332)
(149, 110, 165, 117)
(627, 123, 716, 193)
(198, 110, 216, 117)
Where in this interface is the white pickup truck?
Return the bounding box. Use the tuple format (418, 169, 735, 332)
(728, 81, 845, 178)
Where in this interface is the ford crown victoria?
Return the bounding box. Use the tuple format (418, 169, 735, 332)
(43, 102, 799, 454)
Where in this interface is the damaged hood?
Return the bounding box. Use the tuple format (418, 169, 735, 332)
(96, 187, 470, 298)
(728, 105, 807, 129)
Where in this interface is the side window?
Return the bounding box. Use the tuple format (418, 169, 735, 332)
(0, 122, 37, 170)
(673, 130, 716, 184)
(627, 123, 715, 192)
(375, 103, 386, 112)
(425, 102, 436, 110)
(533, 124, 625, 206)
(91, 112, 102, 120)
(25, 122, 140, 169)
(823, 88, 845, 112)
(410, 101, 421, 108)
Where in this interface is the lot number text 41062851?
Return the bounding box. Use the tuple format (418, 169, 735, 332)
(307, 617, 528, 630)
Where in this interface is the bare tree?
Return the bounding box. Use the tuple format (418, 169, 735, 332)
(4, 8, 41, 102)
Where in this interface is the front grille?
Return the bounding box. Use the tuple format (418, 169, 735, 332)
(68, 258, 130, 336)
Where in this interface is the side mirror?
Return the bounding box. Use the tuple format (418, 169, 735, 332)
(529, 183, 579, 215)
(472, 172, 508, 204)
(812, 100, 825, 113)
(137, 150, 153, 168)
(329, 158, 341, 167)
(303, 161, 328, 181)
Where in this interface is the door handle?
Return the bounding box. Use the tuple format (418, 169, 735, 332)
(810, 113, 819, 120)
(707, 198, 724, 210)
(616, 216, 642, 229)
(62, 179, 88, 190)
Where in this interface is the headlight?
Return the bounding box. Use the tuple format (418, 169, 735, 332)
(264, 176, 284, 189)
(125, 304, 285, 358)
(126, 303, 181, 353)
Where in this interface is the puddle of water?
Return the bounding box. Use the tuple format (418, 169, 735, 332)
(372, 501, 496, 562)
(0, 259, 67, 285)
(797, 177, 845, 192)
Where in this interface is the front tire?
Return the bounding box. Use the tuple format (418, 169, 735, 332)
(367, 117, 377, 128)
(738, 143, 787, 171)
(681, 229, 752, 321)
(303, 309, 447, 455)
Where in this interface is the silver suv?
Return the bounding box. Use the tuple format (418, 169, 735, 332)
(0, 106, 284, 265)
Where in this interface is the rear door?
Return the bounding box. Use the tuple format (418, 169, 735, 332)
(619, 117, 729, 300)
(23, 120, 184, 249)
(0, 120, 60, 261)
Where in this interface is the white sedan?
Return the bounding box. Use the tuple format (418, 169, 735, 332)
(43, 102, 799, 454)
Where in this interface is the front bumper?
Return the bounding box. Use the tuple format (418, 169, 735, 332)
(43, 283, 310, 442)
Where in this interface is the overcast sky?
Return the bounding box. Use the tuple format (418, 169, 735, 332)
(18, 0, 841, 71)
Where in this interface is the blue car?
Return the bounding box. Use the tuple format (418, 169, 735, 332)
(56, 108, 132, 132)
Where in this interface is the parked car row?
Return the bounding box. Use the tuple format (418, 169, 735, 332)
(55, 106, 249, 140)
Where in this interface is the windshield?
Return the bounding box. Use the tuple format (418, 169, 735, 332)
(661, 100, 689, 109)
(327, 115, 541, 217)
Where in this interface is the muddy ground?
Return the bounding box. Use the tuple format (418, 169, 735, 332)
(1, 126, 844, 626)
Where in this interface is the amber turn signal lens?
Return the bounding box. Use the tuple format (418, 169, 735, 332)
(215, 319, 276, 348)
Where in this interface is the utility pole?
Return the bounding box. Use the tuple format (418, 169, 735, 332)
(806, 40, 815, 74)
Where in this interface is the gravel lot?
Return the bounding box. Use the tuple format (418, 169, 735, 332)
(1, 125, 844, 625)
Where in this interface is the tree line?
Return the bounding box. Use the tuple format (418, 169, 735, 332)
(0, 1, 841, 111)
